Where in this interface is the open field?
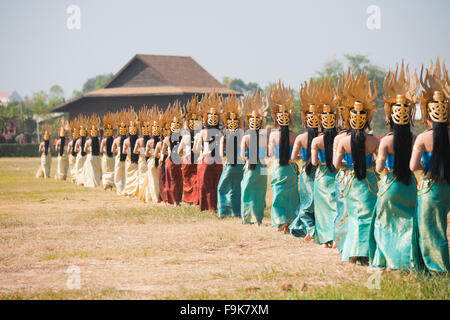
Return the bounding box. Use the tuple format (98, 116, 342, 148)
(0, 157, 448, 300)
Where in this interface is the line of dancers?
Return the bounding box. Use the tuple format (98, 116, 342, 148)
(36, 57, 449, 273)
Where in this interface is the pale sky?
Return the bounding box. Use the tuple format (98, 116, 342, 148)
(1, 0, 449, 98)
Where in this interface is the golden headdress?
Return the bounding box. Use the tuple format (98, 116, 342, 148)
(77, 114, 88, 137)
(300, 79, 321, 128)
(57, 117, 69, 138)
(317, 78, 338, 129)
(160, 105, 172, 137)
(335, 69, 356, 130)
(103, 112, 115, 137)
(269, 80, 294, 127)
(42, 123, 52, 141)
(149, 105, 162, 136)
(383, 61, 419, 125)
(420, 57, 449, 123)
(346, 70, 378, 130)
(139, 106, 151, 136)
(69, 117, 79, 139)
(168, 100, 183, 133)
(127, 108, 139, 135)
(243, 89, 269, 130)
(200, 91, 223, 127)
(115, 108, 129, 136)
(222, 95, 242, 131)
(88, 114, 101, 137)
(184, 96, 201, 130)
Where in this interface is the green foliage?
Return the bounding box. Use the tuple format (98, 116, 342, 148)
(81, 73, 114, 94)
(222, 77, 261, 94)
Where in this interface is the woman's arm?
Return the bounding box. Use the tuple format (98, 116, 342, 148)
(290, 135, 301, 161)
(375, 137, 388, 173)
(410, 135, 424, 172)
(333, 139, 345, 170)
(310, 136, 320, 166)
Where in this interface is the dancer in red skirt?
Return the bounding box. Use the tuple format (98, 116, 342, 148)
(178, 97, 201, 205)
(194, 93, 223, 211)
(154, 108, 171, 203)
(163, 101, 184, 205)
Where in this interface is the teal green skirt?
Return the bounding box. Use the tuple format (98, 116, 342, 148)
(340, 170, 378, 262)
(289, 165, 316, 237)
(369, 172, 421, 271)
(334, 169, 349, 254)
(313, 165, 337, 244)
(217, 163, 244, 218)
(416, 177, 450, 273)
(270, 161, 300, 228)
(241, 162, 268, 224)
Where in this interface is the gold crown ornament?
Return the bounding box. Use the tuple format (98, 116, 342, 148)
(270, 81, 294, 128)
(420, 57, 449, 124)
(127, 108, 139, 135)
(317, 78, 338, 130)
(42, 123, 51, 141)
(77, 115, 88, 137)
(57, 117, 69, 138)
(184, 96, 201, 131)
(347, 70, 378, 130)
(88, 114, 101, 138)
(103, 112, 115, 137)
(243, 89, 269, 130)
(383, 61, 419, 125)
(115, 109, 129, 136)
(222, 95, 242, 131)
(139, 106, 151, 136)
(335, 69, 357, 130)
(70, 118, 80, 139)
(168, 100, 183, 133)
(200, 91, 223, 127)
(300, 79, 321, 129)
(159, 106, 172, 138)
(149, 106, 162, 137)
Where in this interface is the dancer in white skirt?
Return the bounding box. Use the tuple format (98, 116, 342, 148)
(101, 112, 116, 191)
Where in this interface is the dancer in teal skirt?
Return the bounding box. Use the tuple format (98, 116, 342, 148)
(370, 62, 421, 271)
(310, 80, 338, 248)
(333, 71, 379, 266)
(240, 91, 269, 225)
(268, 82, 299, 233)
(218, 95, 244, 218)
(289, 79, 320, 240)
(409, 58, 450, 273)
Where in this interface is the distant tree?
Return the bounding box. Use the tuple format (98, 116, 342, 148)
(222, 77, 261, 94)
(48, 85, 65, 108)
(82, 73, 114, 94)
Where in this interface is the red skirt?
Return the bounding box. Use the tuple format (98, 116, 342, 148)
(165, 157, 183, 205)
(197, 161, 223, 211)
(158, 158, 167, 203)
(181, 163, 198, 204)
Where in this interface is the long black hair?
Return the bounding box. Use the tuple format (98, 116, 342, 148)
(430, 121, 450, 184)
(130, 134, 139, 163)
(305, 127, 318, 175)
(393, 122, 413, 185)
(249, 129, 260, 170)
(351, 129, 366, 180)
(143, 135, 150, 161)
(71, 138, 78, 157)
(80, 136, 86, 157)
(279, 125, 290, 166)
(323, 128, 337, 172)
(106, 136, 114, 158)
(59, 137, 66, 156)
(92, 136, 100, 156)
(153, 135, 160, 167)
(169, 132, 181, 162)
(189, 129, 195, 164)
(206, 124, 220, 158)
(119, 135, 127, 162)
(44, 140, 49, 156)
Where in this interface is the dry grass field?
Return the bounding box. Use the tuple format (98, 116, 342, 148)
(0, 157, 448, 300)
